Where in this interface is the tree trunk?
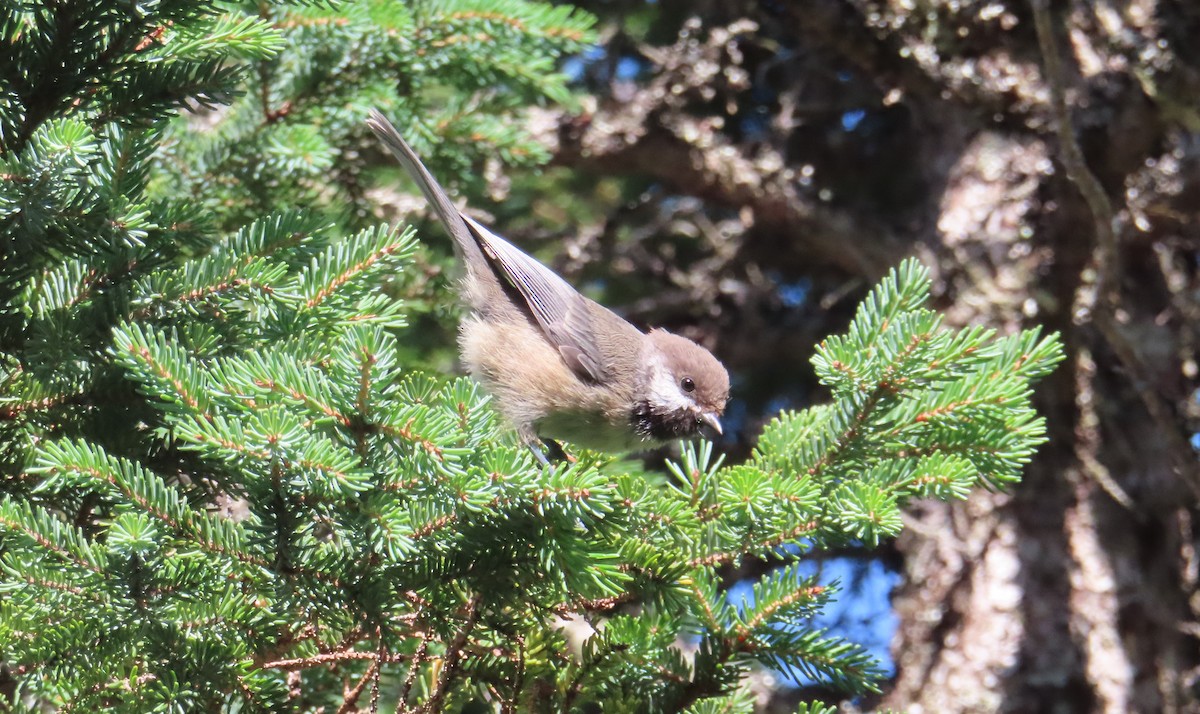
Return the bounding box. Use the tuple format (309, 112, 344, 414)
(544, 0, 1200, 709)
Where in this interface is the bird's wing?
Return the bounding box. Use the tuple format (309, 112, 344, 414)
(366, 109, 611, 384)
(462, 215, 611, 384)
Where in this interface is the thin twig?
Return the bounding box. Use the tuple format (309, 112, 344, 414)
(420, 595, 482, 714)
(395, 630, 430, 714)
(371, 632, 385, 714)
(561, 643, 610, 714)
(503, 635, 526, 714)
(1030, 0, 1119, 307)
(336, 658, 378, 714)
(1074, 346, 1137, 512)
(263, 649, 398, 671)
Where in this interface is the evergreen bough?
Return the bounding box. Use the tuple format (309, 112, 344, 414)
(0, 0, 1063, 710)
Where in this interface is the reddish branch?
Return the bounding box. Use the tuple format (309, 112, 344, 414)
(261, 649, 407, 671)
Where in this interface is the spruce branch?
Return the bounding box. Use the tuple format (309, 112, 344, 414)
(262, 650, 407, 672)
(396, 630, 431, 714)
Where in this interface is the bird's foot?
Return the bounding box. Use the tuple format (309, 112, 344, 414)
(543, 438, 575, 464)
(524, 437, 574, 468)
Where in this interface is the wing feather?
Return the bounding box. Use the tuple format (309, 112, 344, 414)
(462, 215, 611, 383)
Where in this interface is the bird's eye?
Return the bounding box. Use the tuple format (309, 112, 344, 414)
(681, 377, 696, 393)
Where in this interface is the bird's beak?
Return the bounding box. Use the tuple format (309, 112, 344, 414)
(698, 412, 723, 441)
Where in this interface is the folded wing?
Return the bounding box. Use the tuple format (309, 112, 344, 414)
(462, 215, 611, 384)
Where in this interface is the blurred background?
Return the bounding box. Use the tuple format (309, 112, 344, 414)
(403, 0, 1200, 710)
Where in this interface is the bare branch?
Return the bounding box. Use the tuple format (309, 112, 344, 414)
(534, 20, 903, 277)
(420, 595, 481, 714)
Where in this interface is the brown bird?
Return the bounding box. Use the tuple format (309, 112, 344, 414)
(366, 110, 729, 462)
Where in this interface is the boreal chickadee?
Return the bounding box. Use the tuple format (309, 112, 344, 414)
(367, 110, 729, 462)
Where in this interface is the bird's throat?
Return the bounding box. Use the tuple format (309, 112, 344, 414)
(631, 401, 700, 441)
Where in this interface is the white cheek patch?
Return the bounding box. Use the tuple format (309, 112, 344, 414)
(646, 356, 696, 414)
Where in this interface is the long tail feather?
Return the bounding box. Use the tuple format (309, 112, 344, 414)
(365, 109, 487, 271)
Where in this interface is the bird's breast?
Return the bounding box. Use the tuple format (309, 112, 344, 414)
(534, 409, 649, 453)
(459, 316, 637, 443)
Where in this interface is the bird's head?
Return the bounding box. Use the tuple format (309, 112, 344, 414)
(634, 329, 730, 442)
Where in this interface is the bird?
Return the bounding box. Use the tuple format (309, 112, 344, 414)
(366, 109, 729, 463)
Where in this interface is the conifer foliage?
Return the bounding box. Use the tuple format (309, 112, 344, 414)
(0, 0, 1062, 710)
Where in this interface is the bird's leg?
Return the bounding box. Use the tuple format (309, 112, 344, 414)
(526, 441, 552, 468)
(519, 425, 554, 468)
(519, 426, 572, 467)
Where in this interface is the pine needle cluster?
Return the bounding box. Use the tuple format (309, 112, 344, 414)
(0, 0, 1063, 710)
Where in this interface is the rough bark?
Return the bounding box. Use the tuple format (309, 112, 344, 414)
(535, 0, 1200, 710)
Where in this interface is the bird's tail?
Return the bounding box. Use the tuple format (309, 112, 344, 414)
(365, 109, 489, 274)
